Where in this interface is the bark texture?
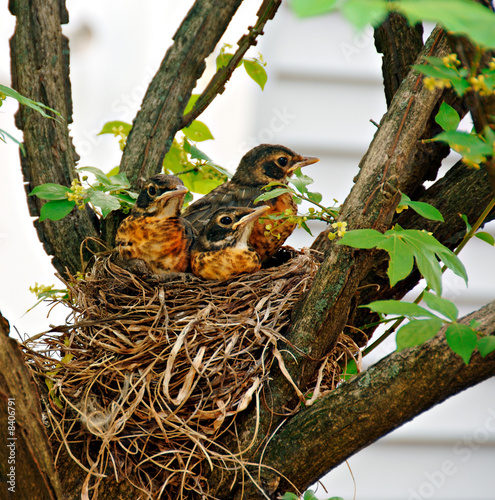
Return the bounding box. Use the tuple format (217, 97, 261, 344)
(9, 0, 100, 277)
(257, 301, 495, 498)
(0, 312, 61, 500)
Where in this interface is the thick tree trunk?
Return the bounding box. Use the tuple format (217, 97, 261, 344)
(0, 312, 61, 500)
(9, 0, 100, 277)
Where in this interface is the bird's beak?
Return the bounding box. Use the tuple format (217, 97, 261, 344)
(232, 205, 270, 230)
(157, 184, 188, 201)
(288, 155, 320, 174)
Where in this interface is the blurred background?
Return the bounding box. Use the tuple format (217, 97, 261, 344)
(1, 1, 494, 498)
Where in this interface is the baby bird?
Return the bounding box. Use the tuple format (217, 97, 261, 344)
(115, 174, 194, 275)
(190, 205, 270, 281)
(184, 144, 319, 262)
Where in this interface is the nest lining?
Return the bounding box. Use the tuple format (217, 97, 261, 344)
(22, 250, 358, 499)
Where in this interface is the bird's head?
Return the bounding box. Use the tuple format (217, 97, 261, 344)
(133, 174, 188, 217)
(196, 205, 270, 251)
(231, 144, 319, 186)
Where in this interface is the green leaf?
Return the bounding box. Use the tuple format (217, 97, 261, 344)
(433, 130, 493, 162)
(206, 162, 233, 179)
(413, 246, 443, 295)
(29, 183, 70, 200)
(435, 102, 460, 132)
(303, 491, 318, 500)
(255, 187, 293, 203)
(106, 166, 120, 177)
(78, 166, 112, 186)
(0, 127, 26, 155)
(189, 144, 211, 161)
(365, 300, 437, 319)
(376, 235, 414, 286)
(435, 246, 468, 285)
(163, 140, 184, 174)
(342, 358, 358, 381)
(414, 63, 471, 96)
(300, 220, 313, 236)
(475, 231, 495, 246)
(182, 120, 214, 142)
(280, 493, 299, 500)
(338, 229, 386, 249)
(89, 191, 121, 218)
(291, 171, 315, 195)
(243, 59, 268, 90)
(184, 94, 200, 115)
(460, 213, 472, 231)
(446, 323, 478, 364)
(342, 0, 389, 29)
(216, 52, 234, 71)
(422, 291, 458, 321)
(400, 194, 444, 222)
(306, 191, 323, 204)
(112, 192, 138, 205)
(0, 84, 62, 120)
(98, 120, 132, 137)
(397, 0, 495, 49)
(290, 0, 339, 17)
(397, 318, 444, 350)
(397, 229, 468, 290)
(478, 336, 495, 357)
(107, 172, 131, 190)
(39, 199, 76, 221)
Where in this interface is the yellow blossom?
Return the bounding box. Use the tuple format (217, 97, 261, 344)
(461, 157, 481, 169)
(442, 54, 460, 68)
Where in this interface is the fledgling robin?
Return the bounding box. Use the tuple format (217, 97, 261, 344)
(183, 144, 319, 262)
(190, 205, 270, 281)
(115, 174, 194, 275)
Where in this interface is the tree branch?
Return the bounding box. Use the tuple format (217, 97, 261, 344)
(374, 11, 424, 107)
(180, 0, 282, 129)
(119, 0, 245, 189)
(349, 157, 495, 345)
(257, 300, 495, 498)
(9, 0, 100, 277)
(0, 311, 61, 499)
(279, 26, 452, 402)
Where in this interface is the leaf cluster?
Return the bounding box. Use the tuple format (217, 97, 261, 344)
(256, 169, 339, 236)
(291, 0, 495, 49)
(29, 167, 138, 221)
(0, 83, 62, 153)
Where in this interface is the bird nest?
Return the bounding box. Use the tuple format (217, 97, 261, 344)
(22, 249, 359, 499)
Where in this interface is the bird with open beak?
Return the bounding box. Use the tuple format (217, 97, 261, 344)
(190, 205, 270, 280)
(184, 144, 319, 263)
(115, 174, 194, 275)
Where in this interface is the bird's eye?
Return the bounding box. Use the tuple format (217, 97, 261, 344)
(148, 186, 157, 196)
(277, 157, 288, 167)
(220, 216, 232, 225)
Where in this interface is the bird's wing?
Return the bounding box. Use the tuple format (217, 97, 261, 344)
(183, 182, 262, 228)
